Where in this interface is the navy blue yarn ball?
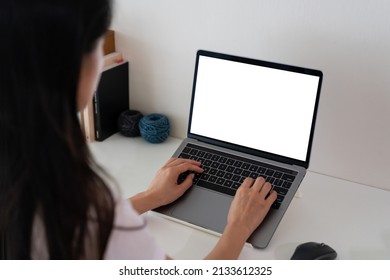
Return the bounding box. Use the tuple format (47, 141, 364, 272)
(139, 114, 170, 143)
(117, 110, 143, 137)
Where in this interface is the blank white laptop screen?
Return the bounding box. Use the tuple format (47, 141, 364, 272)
(190, 55, 320, 162)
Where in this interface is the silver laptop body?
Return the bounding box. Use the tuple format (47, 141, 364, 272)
(154, 50, 323, 249)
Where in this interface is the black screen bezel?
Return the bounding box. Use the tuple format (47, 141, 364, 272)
(187, 50, 323, 169)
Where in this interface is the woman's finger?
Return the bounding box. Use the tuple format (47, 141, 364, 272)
(250, 176, 266, 192)
(259, 181, 273, 198)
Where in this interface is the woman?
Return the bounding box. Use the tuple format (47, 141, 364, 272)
(0, 0, 276, 259)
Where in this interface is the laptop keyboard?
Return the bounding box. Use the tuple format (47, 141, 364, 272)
(178, 143, 297, 209)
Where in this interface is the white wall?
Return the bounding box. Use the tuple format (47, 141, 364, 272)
(111, 0, 390, 191)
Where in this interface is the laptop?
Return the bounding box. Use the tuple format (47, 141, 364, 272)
(154, 50, 323, 248)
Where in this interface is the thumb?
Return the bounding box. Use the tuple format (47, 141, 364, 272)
(178, 173, 195, 191)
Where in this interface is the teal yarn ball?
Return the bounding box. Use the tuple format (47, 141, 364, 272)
(139, 114, 170, 143)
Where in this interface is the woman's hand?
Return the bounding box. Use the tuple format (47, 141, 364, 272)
(205, 176, 277, 259)
(227, 177, 277, 237)
(129, 158, 203, 214)
(147, 158, 204, 206)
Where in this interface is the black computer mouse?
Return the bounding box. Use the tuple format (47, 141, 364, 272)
(291, 242, 337, 260)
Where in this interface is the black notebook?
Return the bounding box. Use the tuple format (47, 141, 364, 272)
(94, 61, 129, 141)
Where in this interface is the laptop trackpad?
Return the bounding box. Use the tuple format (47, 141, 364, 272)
(171, 187, 233, 233)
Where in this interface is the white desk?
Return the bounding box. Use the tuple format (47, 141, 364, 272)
(89, 133, 390, 259)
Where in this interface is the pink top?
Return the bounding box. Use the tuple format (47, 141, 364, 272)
(104, 199, 165, 259)
(32, 199, 165, 259)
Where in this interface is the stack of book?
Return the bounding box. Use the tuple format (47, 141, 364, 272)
(81, 30, 130, 142)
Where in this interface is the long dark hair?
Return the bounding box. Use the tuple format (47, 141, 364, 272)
(1, 0, 114, 259)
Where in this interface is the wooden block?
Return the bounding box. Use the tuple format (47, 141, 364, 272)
(81, 98, 95, 142)
(103, 30, 115, 55)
